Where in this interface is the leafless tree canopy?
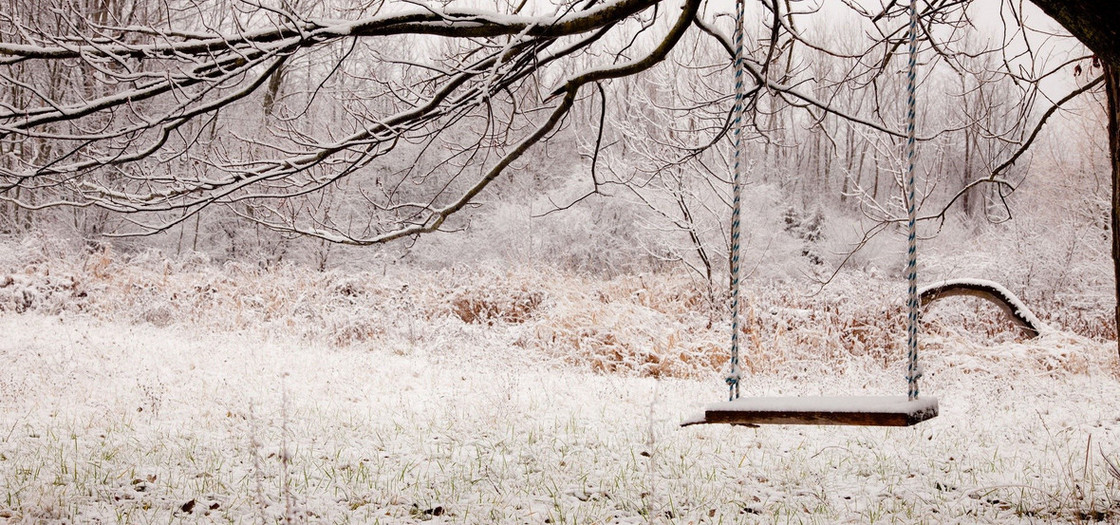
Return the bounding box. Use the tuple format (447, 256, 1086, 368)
(0, 0, 1105, 245)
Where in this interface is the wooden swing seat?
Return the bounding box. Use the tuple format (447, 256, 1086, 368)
(682, 396, 938, 427)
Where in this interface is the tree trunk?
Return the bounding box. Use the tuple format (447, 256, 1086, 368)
(1106, 63, 1120, 358)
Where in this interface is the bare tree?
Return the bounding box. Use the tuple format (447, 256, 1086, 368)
(0, 0, 1018, 239)
(0, 0, 710, 244)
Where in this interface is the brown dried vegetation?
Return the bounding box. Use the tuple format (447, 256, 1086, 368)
(0, 245, 1113, 380)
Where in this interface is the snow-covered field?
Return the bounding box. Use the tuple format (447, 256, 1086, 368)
(2, 251, 1120, 523)
(0, 311, 1118, 523)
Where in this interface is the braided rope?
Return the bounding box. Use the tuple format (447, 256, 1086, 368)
(725, 0, 747, 401)
(905, 0, 921, 401)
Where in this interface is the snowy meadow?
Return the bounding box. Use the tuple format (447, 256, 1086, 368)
(2, 240, 1120, 524)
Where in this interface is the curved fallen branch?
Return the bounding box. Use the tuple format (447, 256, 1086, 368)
(919, 278, 1047, 338)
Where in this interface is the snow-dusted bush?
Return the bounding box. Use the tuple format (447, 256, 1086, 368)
(528, 272, 725, 377)
(449, 281, 543, 325)
(0, 272, 86, 314)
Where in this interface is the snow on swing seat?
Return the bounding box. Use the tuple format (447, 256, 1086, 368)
(681, 396, 938, 427)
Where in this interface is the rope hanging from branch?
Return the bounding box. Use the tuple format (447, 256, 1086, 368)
(905, 0, 922, 400)
(725, 0, 748, 401)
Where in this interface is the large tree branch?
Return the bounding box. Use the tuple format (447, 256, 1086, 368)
(1029, 0, 1120, 68)
(265, 0, 703, 244)
(0, 0, 661, 63)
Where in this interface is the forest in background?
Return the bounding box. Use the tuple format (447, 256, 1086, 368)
(0, 0, 1113, 343)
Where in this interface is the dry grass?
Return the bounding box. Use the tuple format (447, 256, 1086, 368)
(0, 244, 1112, 380)
(449, 282, 543, 325)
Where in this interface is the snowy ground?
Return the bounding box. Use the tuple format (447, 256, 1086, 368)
(3, 309, 1120, 523)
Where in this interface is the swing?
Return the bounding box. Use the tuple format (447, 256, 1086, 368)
(684, 1, 937, 427)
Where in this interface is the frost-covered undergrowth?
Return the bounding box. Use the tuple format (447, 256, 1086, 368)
(2, 243, 1120, 522)
(0, 241, 1108, 380)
